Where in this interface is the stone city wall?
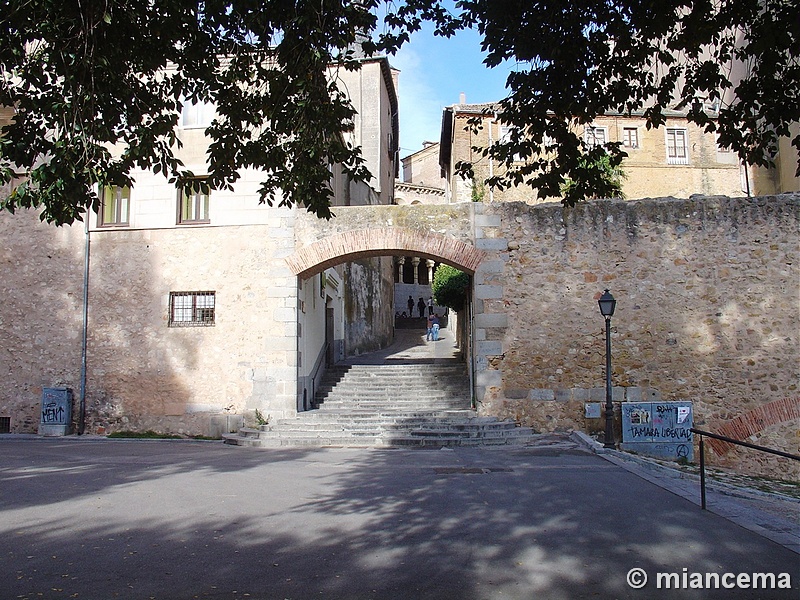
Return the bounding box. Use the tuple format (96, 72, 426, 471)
(0, 209, 85, 432)
(473, 194, 799, 478)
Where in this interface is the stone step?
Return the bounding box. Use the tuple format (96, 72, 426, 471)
(270, 415, 506, 428)
(226, 430, 534, 448)
(316, 387, 468, 396)
(277, 413, 476, 426)
(320, 373, 465, 381)
(317, 381, 466, 391)
(317, 381, 467, 390)
(281, 408, 475, 419)
(315, 400, 469, 409)
(325, 363, 464, 370)
(224, 358, 532, 449)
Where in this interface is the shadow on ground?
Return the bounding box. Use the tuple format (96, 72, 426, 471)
(1, 440, 797, 599)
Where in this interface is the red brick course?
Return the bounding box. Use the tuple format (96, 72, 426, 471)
(285, 227, 486, 277)
(707, 397, 800, 456)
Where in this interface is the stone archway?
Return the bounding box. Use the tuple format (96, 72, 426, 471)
(286, 202, 508, 411)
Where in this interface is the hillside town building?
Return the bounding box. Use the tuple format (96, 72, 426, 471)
(437, 100, 800, 205)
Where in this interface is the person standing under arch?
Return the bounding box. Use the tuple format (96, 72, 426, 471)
(417, 297, 425, 318)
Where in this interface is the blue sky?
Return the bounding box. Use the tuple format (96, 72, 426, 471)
(389, 23, 516, 159)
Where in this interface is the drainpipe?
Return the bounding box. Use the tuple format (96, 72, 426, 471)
(743, 160, 752, 197)
(78, 219, 90, 434)
(488, 112, 496, 203)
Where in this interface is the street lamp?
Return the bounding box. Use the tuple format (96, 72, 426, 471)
(598, 289, 617, 449)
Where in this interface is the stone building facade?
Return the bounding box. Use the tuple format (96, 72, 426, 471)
(438, 102, 799, 205)
(0, 56, 399, 436)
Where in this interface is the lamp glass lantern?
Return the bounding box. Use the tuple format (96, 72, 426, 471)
(598, 289, 616, 318)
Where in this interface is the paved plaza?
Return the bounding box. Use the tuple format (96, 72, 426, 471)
(0, 435, 797, 600)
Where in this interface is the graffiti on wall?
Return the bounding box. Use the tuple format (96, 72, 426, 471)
(621, 402, 693, 461)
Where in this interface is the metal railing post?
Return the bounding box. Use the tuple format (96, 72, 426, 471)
(699, 435, 706, 510)
(689, 427, 799, 511)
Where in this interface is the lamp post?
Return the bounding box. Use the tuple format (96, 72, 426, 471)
(598, 289, 617, 449)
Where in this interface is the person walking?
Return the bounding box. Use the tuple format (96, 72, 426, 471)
(431, 313, 441, 341)
(427, 297, 434, 316)
(417, 297, 425, 318)
(426, 312, 434, 341)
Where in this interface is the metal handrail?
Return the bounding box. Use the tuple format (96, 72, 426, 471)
(690, 427, 800, 510)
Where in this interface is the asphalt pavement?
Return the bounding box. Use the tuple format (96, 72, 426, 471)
(1, 435, 797, 600)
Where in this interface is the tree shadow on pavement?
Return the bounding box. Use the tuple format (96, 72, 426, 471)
(1, 441, 797, 599)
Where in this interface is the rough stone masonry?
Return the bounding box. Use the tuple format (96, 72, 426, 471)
(472, 194, 798, 479)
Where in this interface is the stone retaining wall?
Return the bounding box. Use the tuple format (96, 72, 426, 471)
(473, 195, 799, 479)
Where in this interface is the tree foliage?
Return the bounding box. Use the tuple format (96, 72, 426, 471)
(447, 0, 800, 204)
(0, 0, 391, 224)
(1, 0, 797, 225)
(432, 264, 469, 312)
(561, 150, 627, 200)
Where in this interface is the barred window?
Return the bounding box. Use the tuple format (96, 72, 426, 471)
(169, 291, 215, 327)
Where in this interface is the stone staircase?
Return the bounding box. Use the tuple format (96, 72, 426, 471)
(223, 361, 534, 448)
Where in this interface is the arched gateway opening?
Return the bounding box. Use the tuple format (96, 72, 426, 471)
(285, 227, 486, 417)
(224, 204, 531, 447)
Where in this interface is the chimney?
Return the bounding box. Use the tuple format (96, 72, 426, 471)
(459, 92, 466, 105)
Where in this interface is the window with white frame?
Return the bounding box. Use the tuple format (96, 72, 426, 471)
(584, 126, 607, 149)
(499, 124, 523, 161)
(98, 185, 130, 227)
(169, 291, 215, 327)
(666, 128, 689, 164)
(181, 100, 216, 128)
(622, 127, 639, 149)
(178, 179, 210, 224)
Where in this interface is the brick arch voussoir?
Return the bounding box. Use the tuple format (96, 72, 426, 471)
(285, 227, 486, 279)
(707, 397, 800, 456)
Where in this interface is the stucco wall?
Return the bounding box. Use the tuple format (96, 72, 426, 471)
(343, 257, 395, 356)
(0, 209, 85, 432)
(84, 220, 300, 434)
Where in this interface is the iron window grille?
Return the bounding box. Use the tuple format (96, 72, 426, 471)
(169, 291, 216, 327)
(0, 416, 9, 433)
